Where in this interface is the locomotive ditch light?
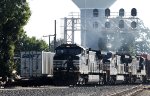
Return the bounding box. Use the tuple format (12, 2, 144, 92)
(119, 8, 125, 17)
(131, 21, 137, 28)
(66, 45, 70, 47)
(105, 8, 110, 17)
(105, 21, 110, 28)
(131, 8, 137, 16)
(119, 20, 124, 28)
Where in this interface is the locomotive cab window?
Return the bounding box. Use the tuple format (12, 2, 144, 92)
(56, 49, 64, 54)
(120, 55, 132, 64)
(81, 50, 85, 56)
(56, 48, 83, 55)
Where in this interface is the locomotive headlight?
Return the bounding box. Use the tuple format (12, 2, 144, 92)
(57, 68, 59, 70)
(107, 43, 112, 49)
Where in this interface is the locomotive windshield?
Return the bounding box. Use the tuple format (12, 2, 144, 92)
(56, 48, 82, 55)
(55, 44, 84, 55)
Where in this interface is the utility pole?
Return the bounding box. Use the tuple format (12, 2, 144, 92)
(43, 20, 57, 52)
(54, 20, 56, 50)
(43, 35, 55, 51)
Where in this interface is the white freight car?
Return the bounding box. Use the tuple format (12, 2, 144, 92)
(21, 51, 54, 78)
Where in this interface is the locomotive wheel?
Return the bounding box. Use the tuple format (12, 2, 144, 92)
(111, 76, 116, 85)
(77, 75, 88, 85)
(78, 76, 84, 85)
(124, 76, 130, 84)
(142, 76, 147, 84)
(98, 76, 104, 85)
(107, 76, 116, 85)
(53, 71, 80, 86)
(130, 77, 136, 84)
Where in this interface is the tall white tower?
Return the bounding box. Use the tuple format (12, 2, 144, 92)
(72, 0, 116, 49)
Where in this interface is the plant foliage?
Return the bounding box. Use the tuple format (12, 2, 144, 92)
(0, 0, 31, 77)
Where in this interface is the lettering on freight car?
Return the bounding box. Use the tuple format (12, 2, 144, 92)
(22, 54, 40, 58)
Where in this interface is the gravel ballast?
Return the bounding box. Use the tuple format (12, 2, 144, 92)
(0, 85, 139, 96)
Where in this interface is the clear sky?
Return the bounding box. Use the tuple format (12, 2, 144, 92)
(24, 0, 150, 44)
(25, 0, 79, 43)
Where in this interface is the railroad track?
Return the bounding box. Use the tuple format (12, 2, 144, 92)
(0, 84, 149, 96)
(109, 84, 147, 96)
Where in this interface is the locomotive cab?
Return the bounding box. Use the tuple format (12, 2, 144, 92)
(53, 44, 105, 85)
(53, 44, 86, 85)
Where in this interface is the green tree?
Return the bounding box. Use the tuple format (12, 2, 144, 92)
(15, 32, 49, 52)
(118, 19, 150, 54)
(50, 38, 64, 52)
(98, 18, 150, 54)
(0, 0, 31, 77)
(14, 32, 49, 74)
